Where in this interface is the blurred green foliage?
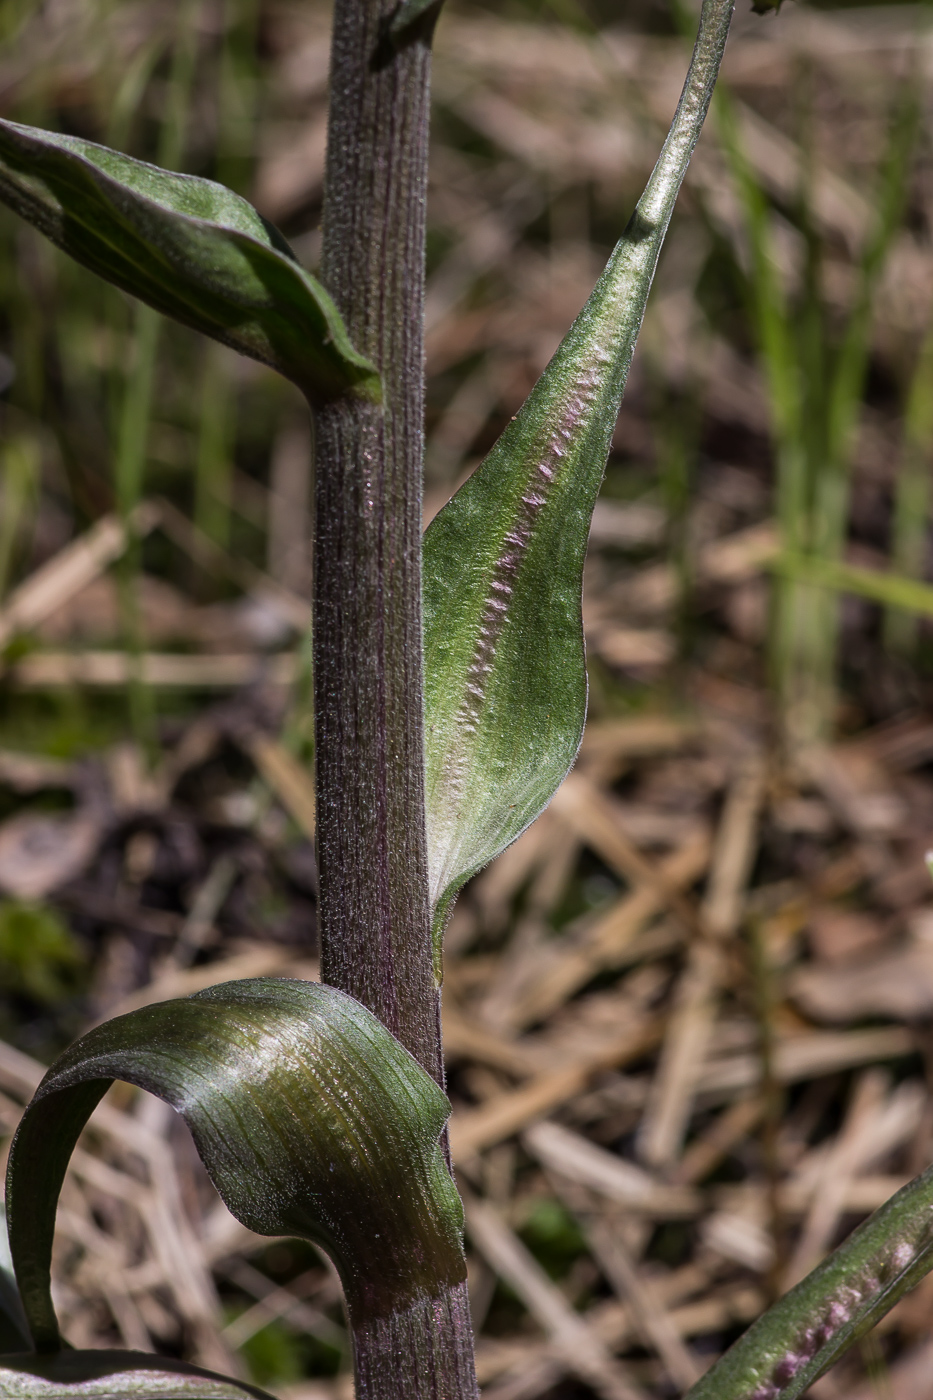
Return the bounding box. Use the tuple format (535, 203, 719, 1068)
(519, 1197, 587, 1281)
(241, 1321, 341, 1387)
(0, 900, 85, 1004)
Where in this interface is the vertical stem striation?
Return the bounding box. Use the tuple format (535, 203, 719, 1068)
(352, 1282, 478, 1400)
(314, 9, 479, 1396)
(314, 7, 440, 1084)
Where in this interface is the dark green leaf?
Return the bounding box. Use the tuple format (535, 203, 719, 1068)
(389, 0, 443, 40)
(684, 1163, 933, 1400)
(0, 1352, 276, 1400)
(421, 0, 734, 950)
(0, 122, 379, 404)
(6, 979, 465, 1350)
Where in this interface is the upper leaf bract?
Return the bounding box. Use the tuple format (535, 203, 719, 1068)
(0, 121, 380, 404)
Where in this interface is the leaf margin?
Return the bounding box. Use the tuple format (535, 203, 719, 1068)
(5, 977, 466, 1352)
(0, 120, 380, 405)
(0, 1351, 277, 1400)
(421, 0, 736, 954)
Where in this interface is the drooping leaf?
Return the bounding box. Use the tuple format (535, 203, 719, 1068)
(6, 979, 465, 1350)
(684, 1163, 933, 1400)
(0, 1351, 275, 1400)
(0, 122, 379, 404)
(421, 0, 734, 950)
(0, 1204, 30, 1356)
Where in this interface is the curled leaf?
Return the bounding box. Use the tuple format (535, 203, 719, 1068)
(685, 1163, 933, 1400)
(0, 1351, 275, 1400)
(6, 979, 465, 1349)
(0, 121, 379, 404)
(422, 0, 734, 951)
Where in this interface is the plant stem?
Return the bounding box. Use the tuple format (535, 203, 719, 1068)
(313, 10, 478, 1395)
(314, 6, 440, 1084)
(351, 1287, 478, 1399)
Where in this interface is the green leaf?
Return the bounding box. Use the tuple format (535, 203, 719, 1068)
(0, 1351, 276, 1400)
(421, 0, 734, 953)
(0, 121, 379, 404)
(684, 1163, 933, 1400)
(6, 979, 465, 1350)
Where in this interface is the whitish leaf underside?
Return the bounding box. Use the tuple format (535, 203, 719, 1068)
(422, 0, 735, 954)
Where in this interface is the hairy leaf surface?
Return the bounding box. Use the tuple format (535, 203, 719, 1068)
(6, 979, 465, 1349)
(0, 1352, 275, 1400)
(421, 0, 734, 949)
(0, 122, 379, 403)
(685, 1163, 933, 1399)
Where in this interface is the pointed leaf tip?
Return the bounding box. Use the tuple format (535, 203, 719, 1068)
(6, 979, 465, 1351)
(422, 0, 734, 952)
(0, 121, 379, 404)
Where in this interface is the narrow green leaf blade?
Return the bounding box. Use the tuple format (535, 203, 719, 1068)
(0, 1352, 275, 1400)
(0, 121, 379, 403)
(685, 1164, 933, 1400)
(6, 979, 465, 1350)
(422, 0, 733, 947)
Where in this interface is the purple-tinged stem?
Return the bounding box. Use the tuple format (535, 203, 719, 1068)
(314, 5, 439, 1082)
(313, 5, 479, 1397)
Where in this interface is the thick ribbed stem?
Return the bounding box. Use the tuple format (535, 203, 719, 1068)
(314, 8, 479, 1398)
(314, 8, 439, 1081)
(351, 1282, 478, 1400)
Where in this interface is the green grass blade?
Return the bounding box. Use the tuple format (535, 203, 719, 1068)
(816, 87, 920, 562)
(773, 553, 933, 619)
(0, 434, 38, 605)
(112, 2, 197, 758)
(714, 91, 804, 550)
(422, 0, 734, 957)
(887, 321, 933, 649)
(194, 344, 236, 552)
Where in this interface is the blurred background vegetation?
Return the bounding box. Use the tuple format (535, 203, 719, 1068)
(2, 0, 933, 1397)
